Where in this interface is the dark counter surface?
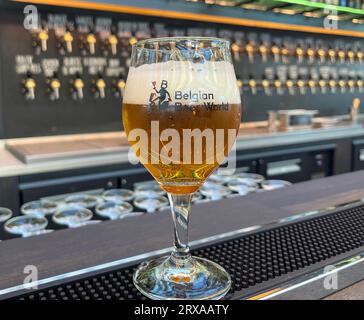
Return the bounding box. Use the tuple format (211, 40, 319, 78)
(2, 170, 364, 299)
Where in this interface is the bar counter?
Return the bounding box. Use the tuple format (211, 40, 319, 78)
(2, 170, 364, 300)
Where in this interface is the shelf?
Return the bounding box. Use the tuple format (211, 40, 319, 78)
(9, 0, 364, 38)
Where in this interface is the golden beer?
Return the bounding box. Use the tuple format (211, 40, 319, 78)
(123, 103, 241, 194)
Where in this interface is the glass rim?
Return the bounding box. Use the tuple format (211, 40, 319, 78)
(4, 215, 48, 234)
(133, 36, 231, 51)
(0, 207, 12, 214)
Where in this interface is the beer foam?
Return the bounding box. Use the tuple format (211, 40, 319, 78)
(123, 60, 241, 105)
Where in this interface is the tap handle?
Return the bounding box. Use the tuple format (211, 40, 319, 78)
(353, 98, 361, 111)
(350, 98, 361, 122)
(50, 76, 61, 100)
(24, 73, 36, 100)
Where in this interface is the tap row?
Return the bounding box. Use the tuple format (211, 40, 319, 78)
(21, 71, 364, 100)
(21, 72, 126, 101)
(231, 41, 364, 64)
(237, 76, 364, 95)
(32, 28, 138, 56)
(32, 28, 364, 66)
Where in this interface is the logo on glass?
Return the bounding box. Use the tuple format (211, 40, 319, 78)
(149, 80, 172, 109)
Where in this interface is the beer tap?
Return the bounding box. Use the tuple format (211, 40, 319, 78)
(271, 42, 280, 63)
(306, 46, 315, 64)
(286, 78, 295, 95)
(328, 77, 337, 94)
(36, 28, 49, 52)
(22, 72, 36, 100)
(317, 46, 326, 64)
(258, 41, 269, 63)
(308, 78, 317, 94)
(281, 45, 289, 64)
(357, 50, 363, 63)
(121, 33, 137, 58)
(128, 35, 138, 46)
(318, 77, 327, 94)
(338, 48, 346, 63)
(348, 78, 355, 93)
(349, 98, 360, 123)
(63, 29, 74, 53)
(338, 78, 347, 93)
(94, 74, 106, 99)
(48, 72, 61, 100)
(262, 77, 272, 95)
(32, 21, 49, 54)
(236, 77, 244, 96)
(111, 73, 126, 98)
(231, 41, 242, 62)
(274, 76, 284, 95)
(108, 33, 118, 55)
(117, 77, 126, 98)
(245, 41, 255, 63)
(295, 44, 304, 64)
(347, 48, 355, 64)
(357, 77, 363, 93)
(328, 46, 336, 64)
(297, 77, 306, 95)
(248, 75, 257, 95)
(85, 32, 97, 55)
(72, 73, 84, 100)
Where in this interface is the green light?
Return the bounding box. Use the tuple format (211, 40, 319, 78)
(217, 0, 364, 15)
(272, 0, 364, 15)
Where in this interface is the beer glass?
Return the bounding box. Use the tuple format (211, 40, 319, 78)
(122, 37, 242, 299)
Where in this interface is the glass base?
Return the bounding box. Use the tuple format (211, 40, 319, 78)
(133, 254, 231, 300)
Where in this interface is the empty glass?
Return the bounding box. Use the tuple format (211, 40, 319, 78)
(0, 207, 13, 223)
(5, 215, 48, 237)
(53, 205, 93, 227)
(200, 184, 232, 200)
(134, 183, 166, 197)
(261, 180, 292, 190)
(102, 189, 134, 203)
(64, 194, 100, 208)
(234, 173, 265, 185)
(133, 195, 169, 213)
(96, 201, 133, 220)
(21, 200, 58, 216)
(207, 172, 234, 185)
(227, 180, 258, 195)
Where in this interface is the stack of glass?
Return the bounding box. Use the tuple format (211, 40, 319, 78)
(0, 174, 291, 240)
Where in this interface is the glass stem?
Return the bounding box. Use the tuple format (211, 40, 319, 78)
(168, 193, 193, 261)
